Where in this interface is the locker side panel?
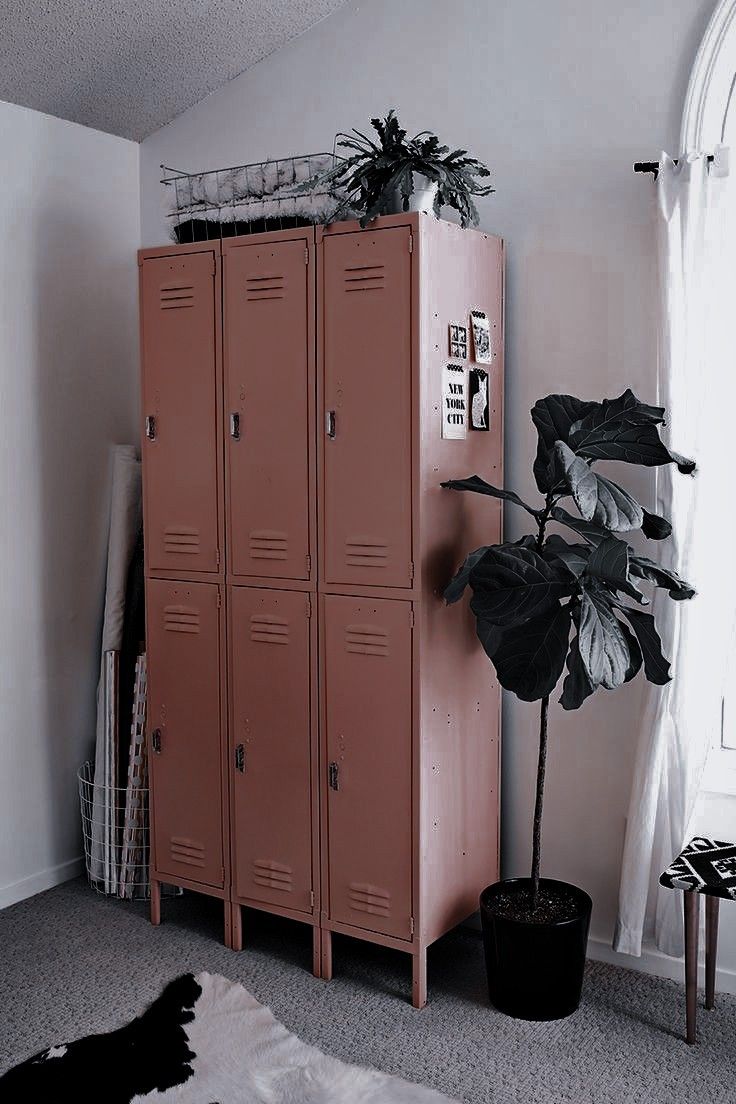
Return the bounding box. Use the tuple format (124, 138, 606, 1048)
(321, 227, 413, 589)
(229, 586, 314, 914)
(140, 250, 221, 574)
(147, 578, 224, 888)
(323, 594, 413, 941)
(416, 219, 504, 945)
(224, 235, 314, 581)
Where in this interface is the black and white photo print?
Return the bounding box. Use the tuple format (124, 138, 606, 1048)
(470, 309, 492, 363)
(448, 322, 468, 360)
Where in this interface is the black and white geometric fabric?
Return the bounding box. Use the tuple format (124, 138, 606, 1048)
(0, 972, 456, 1103)
(659, 837, 736, 901)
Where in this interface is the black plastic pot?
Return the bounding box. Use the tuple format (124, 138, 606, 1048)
(480, 877, 592, 1021)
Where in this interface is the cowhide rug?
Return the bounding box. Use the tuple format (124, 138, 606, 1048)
(0, 972, 458, 1103)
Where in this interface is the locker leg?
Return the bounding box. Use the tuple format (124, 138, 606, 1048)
(224, 900, 233, 950)
(231, 902, 243, 953)
(150, 879, 161, 927)
(312, 925, 322, 979)
(321, 929, 333, 981)
(412, 947, 427, 1009)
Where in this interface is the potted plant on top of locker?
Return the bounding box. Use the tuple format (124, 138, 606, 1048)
(442, 389, 695, 1020)
(310, 109, 494, 227)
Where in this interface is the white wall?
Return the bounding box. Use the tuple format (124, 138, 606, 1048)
(0, 101, 140, 907)
(139, 0, 733, 983)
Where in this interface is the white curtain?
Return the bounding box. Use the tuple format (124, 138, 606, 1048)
(614, 148, 736, 958)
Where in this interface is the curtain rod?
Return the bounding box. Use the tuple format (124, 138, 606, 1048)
(634, 155, 714, 178)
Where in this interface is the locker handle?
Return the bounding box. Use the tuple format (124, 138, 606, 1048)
(235, 743, 245, 773)
(328, 761, 340, 791)
(151, 728, 162, 754)
(325, 410, 336, 439)
(230, 412, 241, 441)
(145, 415, 157, 441)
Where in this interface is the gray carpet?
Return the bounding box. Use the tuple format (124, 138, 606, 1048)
(1, 879, 734, 1102)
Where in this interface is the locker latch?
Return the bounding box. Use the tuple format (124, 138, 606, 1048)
(151, 728, 162, 754)
(145, 415, 157, 441)
(328, 761, 340, 790)
(325, 411, 336, 439)
(235, 743, 245, 773)
(230, 412, 241, 441)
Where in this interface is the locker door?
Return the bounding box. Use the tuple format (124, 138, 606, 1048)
(147, 579, 224, 888)
(140, 251, 220, 573)
(322, 228, 413, 588)
(324, 594, 413, 940)
(230, 586, 313, 913)
(225, 239, 311, 579)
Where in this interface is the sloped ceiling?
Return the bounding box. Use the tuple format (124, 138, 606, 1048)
(0, 0, 346, 141)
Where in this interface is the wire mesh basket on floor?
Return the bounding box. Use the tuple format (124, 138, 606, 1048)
(161, 149, 352, 242)
(78, 761, 177, 901)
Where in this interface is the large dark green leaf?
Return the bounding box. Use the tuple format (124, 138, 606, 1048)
(444, 546, 491, 605)
(551, 506, 609, 546)
(475, 619, 504, 662)
(585, 537, 647, 604)
(469, 544, 575, 626)
(619, 618, 643, 682)
(559, 632, 595, 710)
(531, 394, 599, 492)
(629, 556, 695, 601)
(543, 535, 591, 578)
(491, 604, 572, 701)
(554, 443, 644, 532)
(641, 510, 673, 540)
(441, 475, 541, 519)
(577, 589, 632, 689)
(618, 608, 671, 684)
(569, 389, 695, 474)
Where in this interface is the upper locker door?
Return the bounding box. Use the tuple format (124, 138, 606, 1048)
(225, 238, 312, 580)
(147, 578, 224, 888)
(322, 227, 413, 588)
(140, 251, 220, 573)
(230, 586, 313, 914)
(324, 594, 413, 941)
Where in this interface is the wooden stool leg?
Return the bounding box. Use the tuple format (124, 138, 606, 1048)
(705, 896, 719, 1012)
(684, 890, 700, 1044)
(231, 902, 243, 952)
(150, 879, 161, 926)
(321, 929, 333, 981)
(312, 925, 322, 979)
(412, 947, 427, 1009)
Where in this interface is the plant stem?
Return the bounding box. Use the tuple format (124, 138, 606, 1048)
(531, 694, 549, 910)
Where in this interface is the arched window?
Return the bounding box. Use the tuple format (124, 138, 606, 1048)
(682, 0, 736, 151)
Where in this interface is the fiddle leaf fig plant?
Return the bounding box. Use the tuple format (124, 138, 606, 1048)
(311, 109, 494, 227)
(443, 389, 695, 913)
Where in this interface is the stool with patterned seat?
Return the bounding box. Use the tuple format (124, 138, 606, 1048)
(660, 837, 736, 1043)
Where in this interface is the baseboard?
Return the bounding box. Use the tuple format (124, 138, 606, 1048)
(587, 935, 736, 996)
(0, 857, 84, 910)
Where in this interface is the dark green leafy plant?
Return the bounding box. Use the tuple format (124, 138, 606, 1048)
(443, 389, 695, 912)
(315, 109, 494, 227)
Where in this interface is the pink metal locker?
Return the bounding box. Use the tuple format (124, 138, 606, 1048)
(228, 584, 320, 969)
(139, 244, 223, 576)
(223, 231, 316, 583)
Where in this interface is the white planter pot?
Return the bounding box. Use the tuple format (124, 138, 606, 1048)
(384, 173, 438, 215)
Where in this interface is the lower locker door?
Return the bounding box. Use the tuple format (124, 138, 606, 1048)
(324, 594, 413, 940)
(147, 579, 224, 888)
(230, 587, 313, 913)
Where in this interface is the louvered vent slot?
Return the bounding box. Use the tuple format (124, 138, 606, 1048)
(348, 882, 391, 917)
(345, 538, 388, 568)
(164, 526, 200, 556)
(170, 836, 205, 868)
(250, 614, 289, 646)
(245, 274, 285, 301)
(253, 859, 293, 892)
(164, 605, 200, 634)
(344, 264, 385, 292)
(249, 530, 288, 560)
(345, 623, 389, 657)
(160, 284, 194, 310)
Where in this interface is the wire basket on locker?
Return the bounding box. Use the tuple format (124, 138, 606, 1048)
(161, 148, 353, 242)
(78, 762, 179, 901)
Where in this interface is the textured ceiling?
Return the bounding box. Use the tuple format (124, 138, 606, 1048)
(0, 0, 346, 141)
